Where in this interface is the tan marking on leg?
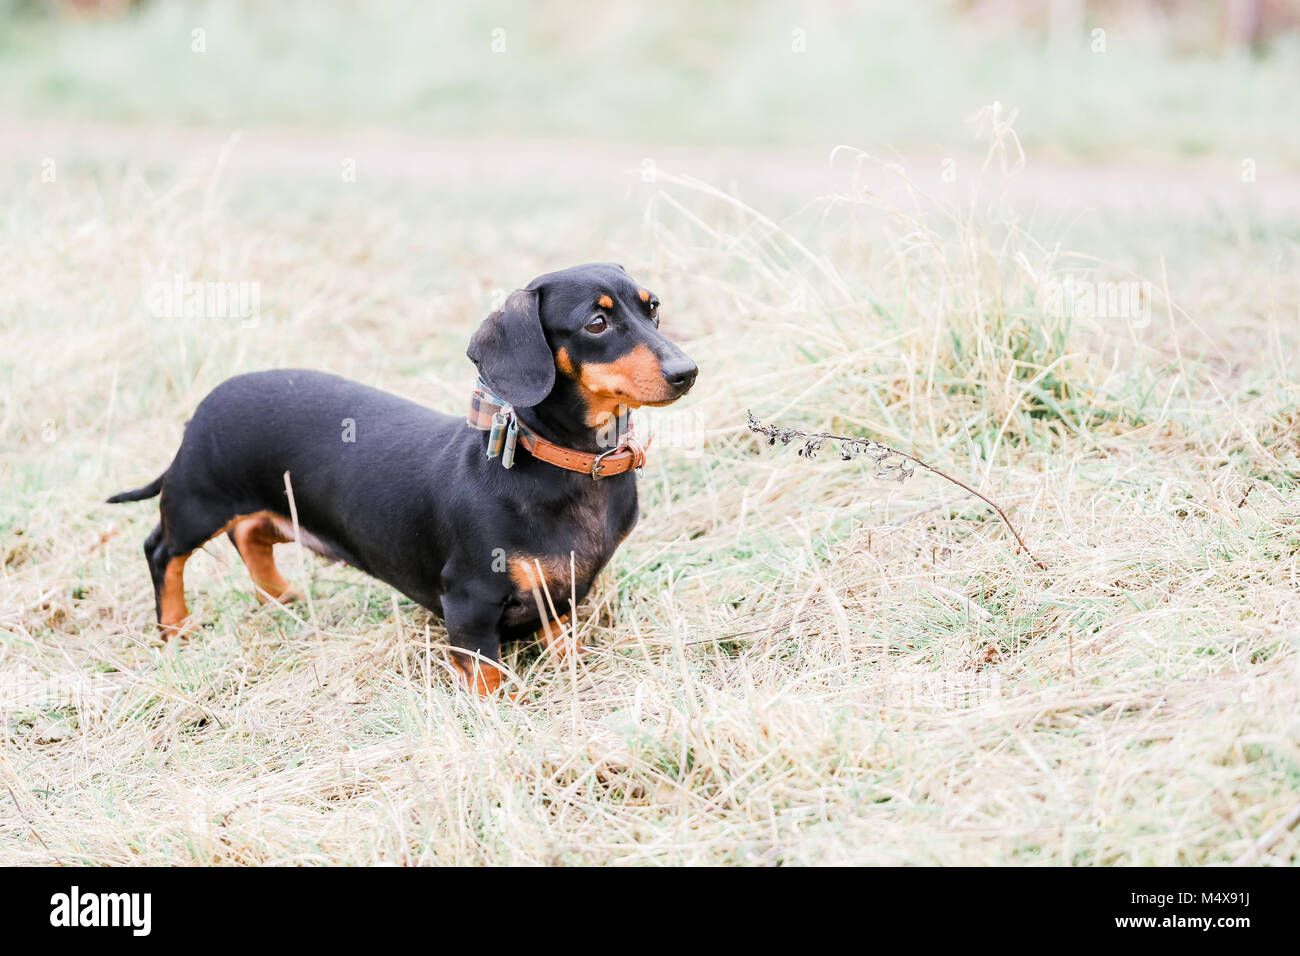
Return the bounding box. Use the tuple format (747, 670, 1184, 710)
(508, 554, 571, 593)
(452, 654, 505, 697)
(538, 611, 583, 660)
(159, 554, 194, 638)
(510, 556, 586, 658)
(230, 511, 300, 603)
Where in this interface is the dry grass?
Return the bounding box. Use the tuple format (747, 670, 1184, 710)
(2, 128, 1299, 865)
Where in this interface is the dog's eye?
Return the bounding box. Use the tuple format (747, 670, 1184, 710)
(585, 314, 608, 334)
(648, 301, 660, 326)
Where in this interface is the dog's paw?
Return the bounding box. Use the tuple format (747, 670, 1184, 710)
(159, 615, 204, 641)
(256, 586, 303, 606)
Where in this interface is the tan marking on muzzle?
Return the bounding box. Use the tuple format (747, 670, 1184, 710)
(577, 343, 677, 425)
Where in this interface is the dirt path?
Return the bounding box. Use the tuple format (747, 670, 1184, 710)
(6, 122, 1299, 219)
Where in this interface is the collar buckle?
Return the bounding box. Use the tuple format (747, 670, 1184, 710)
(590, 436, 647, 480)
(590, 444, 621, 480)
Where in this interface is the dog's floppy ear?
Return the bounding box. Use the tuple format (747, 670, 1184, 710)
(467, 289, 555, 407)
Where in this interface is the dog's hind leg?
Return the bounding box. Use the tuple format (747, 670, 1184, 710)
(226, 511, 302, 605)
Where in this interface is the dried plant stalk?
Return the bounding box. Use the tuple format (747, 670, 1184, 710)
(747, 411, 1046, 570)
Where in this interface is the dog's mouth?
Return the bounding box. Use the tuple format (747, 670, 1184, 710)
(589, 375, 691, 404)
(635, 389, 690, 407)
(583, 386, 681, 411)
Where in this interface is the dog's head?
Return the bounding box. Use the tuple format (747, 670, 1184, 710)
(467, 263, 697, 426)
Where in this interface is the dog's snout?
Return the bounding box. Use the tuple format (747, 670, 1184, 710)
(661, 356, 698, 394)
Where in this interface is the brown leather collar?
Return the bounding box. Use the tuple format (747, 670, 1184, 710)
(515, 422, 648, 479)
(468, 378, 649, 479)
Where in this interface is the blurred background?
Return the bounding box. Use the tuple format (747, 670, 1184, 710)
(4, 0, 1296, 321)
(2, 0, 1298, 161)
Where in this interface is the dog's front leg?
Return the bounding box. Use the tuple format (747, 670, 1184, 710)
(441, 584, 508, 697)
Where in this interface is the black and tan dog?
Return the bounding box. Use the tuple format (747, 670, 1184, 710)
(107, 263, 697, 695)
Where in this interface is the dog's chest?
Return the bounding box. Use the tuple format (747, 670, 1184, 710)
(505, 479, 637, 604)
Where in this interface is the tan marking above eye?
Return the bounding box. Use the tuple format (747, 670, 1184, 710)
(637, 289, 650, 302)
(597, 294, 613, 309)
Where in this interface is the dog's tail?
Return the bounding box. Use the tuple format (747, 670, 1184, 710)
(106, 472, 165, 504)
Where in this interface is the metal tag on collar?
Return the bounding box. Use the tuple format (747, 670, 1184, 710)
(500, 417, 517, 469)
(486, 410, 507, 458)
(487, 408, 518, 467)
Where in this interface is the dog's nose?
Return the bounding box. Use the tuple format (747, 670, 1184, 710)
(661, 356, 698, 394)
